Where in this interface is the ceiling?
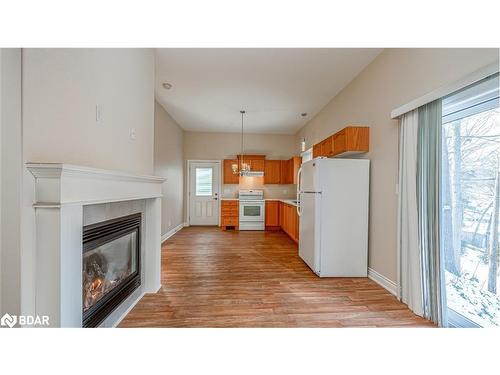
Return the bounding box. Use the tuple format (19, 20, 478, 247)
(155, 49, 382, 134)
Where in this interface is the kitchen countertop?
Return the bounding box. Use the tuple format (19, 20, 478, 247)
(221, 197, 298, 207)
(275, 199, 298, 207)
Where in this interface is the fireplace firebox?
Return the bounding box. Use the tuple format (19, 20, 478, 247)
(82, 213, 141, 327)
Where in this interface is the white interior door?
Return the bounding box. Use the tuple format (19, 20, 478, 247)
(189, 161, 220, 226)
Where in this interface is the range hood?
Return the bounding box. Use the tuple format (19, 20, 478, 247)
(241, 170, 264, 177)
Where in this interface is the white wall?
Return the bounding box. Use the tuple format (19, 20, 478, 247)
(20, 48, 156, 317)
(0, 49, 3, 314)
(184, 131, 297, 160)
(296, 48, 500, 283)
(23, 49, 155, 175)
(0, 49, 22, 316)
(154, 101, 185, 236)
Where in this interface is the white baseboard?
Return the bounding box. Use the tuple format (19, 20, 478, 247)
(161, 222, 185, 243)
(368, 267, 398, 296)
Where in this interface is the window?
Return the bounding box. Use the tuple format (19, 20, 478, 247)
(195, 167, 213, 196)
(441, 73, 500, 327)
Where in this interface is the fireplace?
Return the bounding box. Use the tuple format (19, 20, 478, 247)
(82, 213, 141, 327)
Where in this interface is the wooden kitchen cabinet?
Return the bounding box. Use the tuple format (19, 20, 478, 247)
(250, 158, 265, 172)
(320, 136, 334, 157)
(221, 200, 239, 230)
(225, 155, 301, 185)
(332, 126, 369, 156)
(280, 160, 291, 184)
(265, 200, 280, 228)
(279, 201, 285, 227)
(290, 156, 301, 184)
(313, 143, 322, 159)
(237, 154, 265, 172)
(279, 156, 301, 184)
(264, 160, 281, 184)
(223, 159, 240, 184)
(279, 201, 299, 243)
(312, 126, 369, 158)
(313, 135, 334, 158)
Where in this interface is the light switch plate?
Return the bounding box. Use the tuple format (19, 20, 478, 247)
(129, 128, 137, 140)
(95, 104, 103, 125)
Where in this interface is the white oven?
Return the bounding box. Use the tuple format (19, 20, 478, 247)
(238, 190, 265, 230)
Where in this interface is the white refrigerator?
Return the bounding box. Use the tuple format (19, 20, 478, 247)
(297, 158, 370, 277)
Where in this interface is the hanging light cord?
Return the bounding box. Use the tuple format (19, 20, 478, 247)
(240, 110, 245, 172)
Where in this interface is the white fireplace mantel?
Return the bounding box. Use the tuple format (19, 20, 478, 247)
(26, 163, 165, 327)
(26, 163, 165, 206)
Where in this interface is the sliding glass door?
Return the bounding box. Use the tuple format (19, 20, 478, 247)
(441, 73, 500, 327)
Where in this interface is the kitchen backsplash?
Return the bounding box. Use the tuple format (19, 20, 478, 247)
(222, 177, 296, 199)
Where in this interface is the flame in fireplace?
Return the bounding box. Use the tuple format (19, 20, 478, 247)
(84, 277, 104, 310)
(82, 229, 137, 312)
(83, 259, 131, 312)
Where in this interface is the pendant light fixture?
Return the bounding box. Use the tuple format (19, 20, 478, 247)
(232, 110, 251, 175)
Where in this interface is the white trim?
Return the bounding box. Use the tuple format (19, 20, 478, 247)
(110, 291, 145, 328)
(26, 163, 165, 183)
(186, 159, 222, 226)
(368, 267, 398, 296)
(26, 163, 165, 206)
(391, 61, 499, 119)
(446, 308, 481, 328)
(108, 281, 161, 327)
(161, 222, 185, 243)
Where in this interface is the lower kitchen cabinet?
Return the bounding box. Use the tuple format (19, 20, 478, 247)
(278, 201, 299, 243)
(265, 200, 280, 228)
(221, 200, 299, 243)
(221, 200, 239, 230)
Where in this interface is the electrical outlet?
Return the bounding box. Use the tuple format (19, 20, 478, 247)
(168, 219, 172, 227)
(129, 128, 136, 140)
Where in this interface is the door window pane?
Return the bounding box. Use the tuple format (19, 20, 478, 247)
(195, 167, 212, 196)
(441, 73, 500, 327)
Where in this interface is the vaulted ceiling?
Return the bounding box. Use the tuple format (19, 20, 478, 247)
(155, 49, 382, 134)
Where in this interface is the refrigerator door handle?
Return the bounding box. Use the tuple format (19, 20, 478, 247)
(296, 167, 302, 216)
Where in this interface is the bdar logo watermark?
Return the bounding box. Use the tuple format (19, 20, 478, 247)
(1, 313, 50, 328)
(1, 313, 17, 328)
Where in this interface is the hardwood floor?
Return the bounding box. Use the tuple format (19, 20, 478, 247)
(120, 226, 434, 327)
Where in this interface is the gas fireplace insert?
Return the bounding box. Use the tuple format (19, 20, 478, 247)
(82, 213, 141, 327)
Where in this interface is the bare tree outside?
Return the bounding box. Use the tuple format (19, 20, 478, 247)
(442, 107, 500, 327)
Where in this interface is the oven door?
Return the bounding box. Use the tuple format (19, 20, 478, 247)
(239, 201, 264, 222)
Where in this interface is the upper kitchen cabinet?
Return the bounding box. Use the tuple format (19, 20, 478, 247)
(280, 160, 291, 184)
(314, 136, 334, 158)
(264, 160, 281, 184)
(223, 159, 240, 184)
(290, 156, 301, 184)
(332, 126, 369, 156)
(312, 142, 322, 159)
(313, 126, 369, 158)
(280, 156, 301, 184)
(223, 155, 301, 185)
